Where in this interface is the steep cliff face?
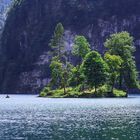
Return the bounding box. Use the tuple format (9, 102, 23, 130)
(1, 0, 140, 93)
(0, 0, 12, 36)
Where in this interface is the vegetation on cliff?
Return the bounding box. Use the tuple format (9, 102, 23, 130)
(40, 23, 139, 98)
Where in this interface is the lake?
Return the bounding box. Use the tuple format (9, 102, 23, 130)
(0, 95, 140, 140)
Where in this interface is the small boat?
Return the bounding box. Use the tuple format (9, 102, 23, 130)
(6, 95, 10, 98)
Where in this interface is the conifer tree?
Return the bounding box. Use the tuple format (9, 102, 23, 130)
(49, 23, 64, 60)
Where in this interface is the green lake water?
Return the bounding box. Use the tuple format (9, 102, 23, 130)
(0, 95, 140, 140)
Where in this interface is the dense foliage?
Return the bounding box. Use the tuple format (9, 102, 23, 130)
(40, 23, 139, 98)
(105, 32, 139, 89)
(72, 36, 91, 60)
(82, 51, 108, 92)
(104, 53, 123, 92)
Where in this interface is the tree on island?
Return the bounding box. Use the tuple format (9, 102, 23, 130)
(105, 31, 139, 90)
(72, 36, 91, 60)
(61, 62, 73, 94)
(50, 57, 63, 89)
(50, 57, 72, 94)
(82, 51, 108, 93)
(69, 66, 82, 87)
(40, 28, 139, 97)
(104, 53, 123, 93)
(49, 23, 64, 60)
(72, 36, 91, 87)
(49, 23, 73, 94)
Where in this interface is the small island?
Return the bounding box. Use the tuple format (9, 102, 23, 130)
(40, 23, 139, 98)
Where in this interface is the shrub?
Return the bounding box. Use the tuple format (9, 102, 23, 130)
(39, 92, 47, 97)
(113, 89, 127, 97)
(39, 87, 52, 97)
(42, 87, 50, 93)
(95, 85, 109, 97)
(74, 84, 85, 92)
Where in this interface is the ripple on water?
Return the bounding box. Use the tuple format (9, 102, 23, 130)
(0, 96, 139, 140)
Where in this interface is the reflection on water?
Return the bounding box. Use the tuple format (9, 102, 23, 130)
(0, 95, 140, 140)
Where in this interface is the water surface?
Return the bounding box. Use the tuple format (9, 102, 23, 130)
(0, 95, 140, 140)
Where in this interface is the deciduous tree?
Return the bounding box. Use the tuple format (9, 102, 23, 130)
(105, 31, 139, 89)
(82, 51, 108, 93)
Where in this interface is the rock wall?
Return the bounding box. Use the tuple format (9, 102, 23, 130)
(1, 0, 140, 93)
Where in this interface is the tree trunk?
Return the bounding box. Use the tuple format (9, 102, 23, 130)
(63, 75, 67, 95)
(111, 78, 116, 93)
(95, 85, 97, 93)
(119, 69, 123, 89)
(58, 46, 61, 60)
(111, 85, 114, 94)
(64, 85, 66, 95)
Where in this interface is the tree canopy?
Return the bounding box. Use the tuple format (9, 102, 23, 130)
(105, 31, 139, 89)
(49, 23, 64, 60)
(72, 36, 91, 60)
(82, 51, 108, 92)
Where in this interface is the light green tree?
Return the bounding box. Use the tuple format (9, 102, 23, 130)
(104, 53, 123, 92)
(69, 66, 85, 87)
(72, 36, 91, 87)
(72, 36, 91, 60)
(105, 31, 139, 89)
(49, 57, 63, 89)
(61, 62, 73, 94)
(50, 57, 72, 94)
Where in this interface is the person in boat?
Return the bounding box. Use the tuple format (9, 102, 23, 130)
(6, 95, 10, 98)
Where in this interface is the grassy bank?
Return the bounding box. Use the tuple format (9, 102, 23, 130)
(39, 86, 127, 98)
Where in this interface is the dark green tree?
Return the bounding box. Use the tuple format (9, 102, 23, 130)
(82, 51, 108, 93)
